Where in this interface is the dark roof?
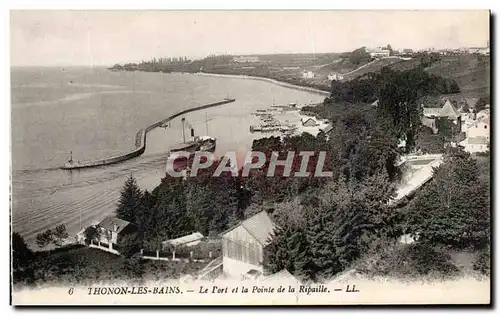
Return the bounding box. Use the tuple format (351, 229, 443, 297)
(98, 216, 132, 234)
(302, 117, 317, 126)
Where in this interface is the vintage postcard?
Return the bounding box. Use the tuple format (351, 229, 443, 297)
(10, 10, 491, 305)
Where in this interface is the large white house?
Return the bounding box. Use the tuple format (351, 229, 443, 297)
(466, 116, 490, 140)
(366, 47, 390, 59)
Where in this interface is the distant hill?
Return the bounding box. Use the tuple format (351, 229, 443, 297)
(336, 54, 489, 99)
(424, 55, 490, 95)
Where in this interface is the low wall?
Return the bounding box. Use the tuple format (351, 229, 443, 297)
(61, 98, 236, 170)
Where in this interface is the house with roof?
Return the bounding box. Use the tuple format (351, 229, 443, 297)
(322, 123, 334, 137)
(366, 47, 390, 59)
(162, 232, 204, 250)
(220, 211, 276, 279)
(466, 116, 490, 140)
(301, 117, 318, 127)
(93, 216, 136, 253)
(421, 99, 461, 133)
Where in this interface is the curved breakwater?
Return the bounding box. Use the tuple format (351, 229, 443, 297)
(194, 72, 331, 96)
(61, 98, 236, 170)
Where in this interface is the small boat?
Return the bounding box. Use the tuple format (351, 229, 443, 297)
(197, 136, 216, 152)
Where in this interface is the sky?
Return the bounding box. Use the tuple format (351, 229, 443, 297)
(10, 10, 490, 66)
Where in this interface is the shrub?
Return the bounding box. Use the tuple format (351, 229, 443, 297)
(357, 242, 459, 279)
(473, 247, 490, 276)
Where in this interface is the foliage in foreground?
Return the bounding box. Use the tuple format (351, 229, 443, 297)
(12, 246, 205, 287)
(356, 242, 460, 279)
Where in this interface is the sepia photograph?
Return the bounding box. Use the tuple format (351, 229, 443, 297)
(9, 9, 491, 305)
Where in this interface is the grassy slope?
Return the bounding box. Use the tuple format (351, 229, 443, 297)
(341, 58, 405, 80)
(425, 55, 490, 96)
(341, 55, 490, 100)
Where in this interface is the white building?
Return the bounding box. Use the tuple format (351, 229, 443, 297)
(301, 117, 318, 127)
(302, 71, 315, 79)
(466, 116, 490, 140)
(459, 136, 489, 153)
(476, 109, 490, 121)
(366, 47, 390, 59)
(162, 232, 204, 250)
(233, 56, 259, 63)
(328, 73, 344, 81)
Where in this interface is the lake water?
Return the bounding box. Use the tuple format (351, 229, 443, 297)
(11, 67, 324, 248)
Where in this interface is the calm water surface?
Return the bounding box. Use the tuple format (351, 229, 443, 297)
(11, 67, 324, 248)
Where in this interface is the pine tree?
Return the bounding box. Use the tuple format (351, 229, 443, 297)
(306, 206, 341, 280)
(265, 226, 293, 274)
(289, 226, 315, 281)
(185, 183, 214, 235)
(116, 174, 143, 223)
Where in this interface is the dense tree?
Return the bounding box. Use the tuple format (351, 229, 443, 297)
(406, 148, 490, 249)
(306, 205, 342, 280)
(116, 175, 143, 223)
(265, 223, 315, 281)
(435, 118, 459, 142)
(185, 184, 215, 235)
(415, 126, 446, 154)
(147, 178, 188, 242)
(36, 229, 53, 249)
(52, 224, 69, 247)
(118, 232, 142, 258)
(349, 47, 372, 65)
(84, 226, 101, 243)
(376, 68, 424, 152)
(386, 44, 394, 55)
(12, 232, 34, 270)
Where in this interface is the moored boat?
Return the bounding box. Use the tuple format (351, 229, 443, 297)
(197, 136, 216, 152)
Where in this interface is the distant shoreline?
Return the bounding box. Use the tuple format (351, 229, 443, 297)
(191, 72, 331, 97)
